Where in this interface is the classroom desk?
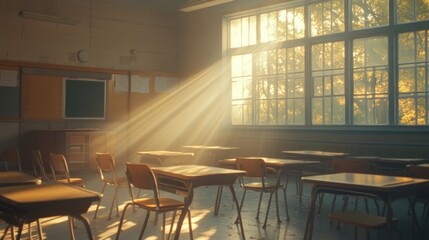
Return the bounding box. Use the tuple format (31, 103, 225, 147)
(282, 150, 350, 172)
(0, 183, 101, 240)
(217, 157, 320, 217)
(373, 157, 428, 176)
(152, 165, 246, 240)
(136, 151, 194, 166)
(182, 145, 239, 166)
(302, 172, 429, 240)
(0, 171, 42, 187)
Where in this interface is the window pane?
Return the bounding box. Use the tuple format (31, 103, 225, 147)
(397, 0, 429, 23)
(310, 0, 345, 37)
(352, 0, 389, 30)
(353, 37, 389, 124)
(230, 16, 257, 48)
(312, 41, 345, 125)
(398, 30, 429, 125)
(231, 54, 253, 124)
(261, 7, 305, 43)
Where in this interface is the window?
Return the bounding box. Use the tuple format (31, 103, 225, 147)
(227, 0, 429, 127)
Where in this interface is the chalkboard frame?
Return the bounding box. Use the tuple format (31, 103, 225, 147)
(63, 78, 106, 120)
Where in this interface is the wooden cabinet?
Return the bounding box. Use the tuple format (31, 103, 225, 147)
(32, 129, 115, 170)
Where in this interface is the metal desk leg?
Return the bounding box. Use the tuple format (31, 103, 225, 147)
(72, 214, 94, 240)
(229, 185, 246, 240)
(214, 185, 223, 215)
(303, 186, 318, 240)
(173, 186, 194, 240)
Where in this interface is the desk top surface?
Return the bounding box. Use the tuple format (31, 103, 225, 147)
(220, 157, 320, 167)
(137, 151, 194, 158)
(0, 171, 41, 187)
(153, 165, 245, 181)
(282, 150, 349, 158)
(182, 145, 239, 151)
(376, 157, 427, 164)
(0, 183, 100, 205)
(302, 172, 429, 191)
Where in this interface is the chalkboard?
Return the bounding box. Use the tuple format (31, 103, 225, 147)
(64, 79, 106, 119)
(0, 87, 19, 118)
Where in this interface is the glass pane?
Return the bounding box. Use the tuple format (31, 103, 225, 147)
(352, 0, 389, 30)
(310, 0, 345, 37)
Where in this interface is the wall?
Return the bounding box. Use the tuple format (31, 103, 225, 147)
(0, 0, 182, 166)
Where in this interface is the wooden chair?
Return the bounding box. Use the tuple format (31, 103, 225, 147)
(116, 163, 193, 240)
(235, 158, 283, 228)
(2, 148, 22, 172)
(30, 150, 50, 181)
(93, 152, 128, 220)
(49, 153, 85, 187)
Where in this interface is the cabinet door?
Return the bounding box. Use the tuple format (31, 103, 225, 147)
(21, 74, 62, 120)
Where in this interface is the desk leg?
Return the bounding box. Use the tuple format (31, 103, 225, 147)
(214, 186, 223, 215)
(173, 188, 194, 240)
(385, 198, 394, 240)
(303, 186, 318, 240)
(72, 214, 94, 240)
(229, 185, 245, 240)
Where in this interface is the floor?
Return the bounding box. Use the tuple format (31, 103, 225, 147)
(1, 169, 425, 240)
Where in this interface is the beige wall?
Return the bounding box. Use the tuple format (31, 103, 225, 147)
(0, 0, 179, 73)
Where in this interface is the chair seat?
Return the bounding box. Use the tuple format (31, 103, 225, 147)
(57, 178, 86, 186)
(103, 176, 128, 186)
(133, 197, 185, 210)
(243, 181, 279, 190)
(329, 211, 398, 229)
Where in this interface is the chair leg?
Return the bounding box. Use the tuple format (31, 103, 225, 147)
(162, 212, 166, 240)
(36, 219, 43, 240)
(138, 211, 151, 240)
(256, 191, 263, 220)
(282, 186, 290, 220)
(214, 186, 223, 215)
(235, 189, 247, 224)
(275, 189, 281, 223)
(187, 209, 193, 240)
(108, 186, 120, 220)
(115, 203, 133, 240)
(93, 183, 107, 219)
(167, 211, 177, 240)
(263, 191, 275, 228)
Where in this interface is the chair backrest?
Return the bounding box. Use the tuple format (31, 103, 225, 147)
(235, 158, 267, 177)
(2, 148, 22, 172)
(406, 164, 429, 179)
(30, 149, 49, 180)
(125, 162, 160, 206)
(49, 153, 71, 182)
(331, 158, 375, 174)
(96, 152, 118, 183)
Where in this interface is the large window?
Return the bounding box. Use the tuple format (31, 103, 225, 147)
(227, 0, 429, 126)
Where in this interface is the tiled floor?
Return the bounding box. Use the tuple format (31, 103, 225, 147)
(1, 169, 425, 240)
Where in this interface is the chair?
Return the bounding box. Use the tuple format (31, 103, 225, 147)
(235, 158, 283, 228)
(116, 163, 193, 240)
(406, 164, 429, 238)
(2, 148, 22, 172)
(329, 158, 380, 215)
(49, 153, 85, 186)
(30, 150, 50, 181)
(93, 152, 128, 220)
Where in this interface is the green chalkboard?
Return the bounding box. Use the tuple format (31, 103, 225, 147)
(64, 79, 106, 119)
(0, 87, 19, 118)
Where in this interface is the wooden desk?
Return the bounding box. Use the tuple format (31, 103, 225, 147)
(136, 151, 194, 166)
(302, 172, 429, 240)
(182, 145, 239, 166)
(152, 165, 245, 240)
(373, 157, 428, 176)
(217, 157, 320, 216)
(0, 183, 101, 240)
(282, 150, 350, 172)
(0, 171, 42, 187)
